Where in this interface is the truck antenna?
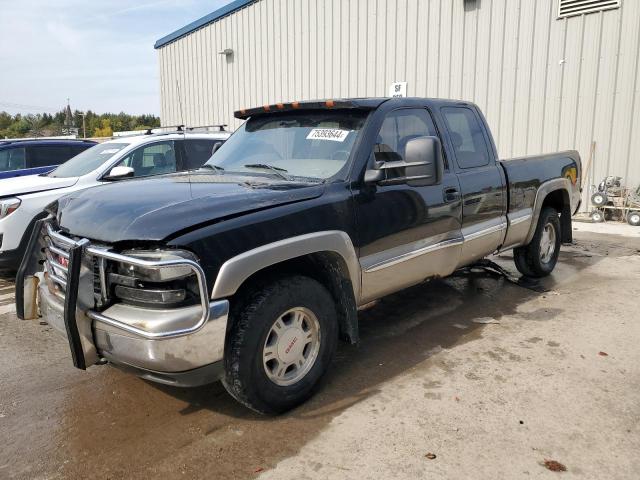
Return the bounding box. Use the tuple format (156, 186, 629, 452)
(176, 80, 186, 138)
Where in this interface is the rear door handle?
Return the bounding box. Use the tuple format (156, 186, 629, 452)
(444, 187, 460, 203)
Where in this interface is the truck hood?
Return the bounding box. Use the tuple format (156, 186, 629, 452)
(56, 172, 325, 243)
(0, 174, 78, 197)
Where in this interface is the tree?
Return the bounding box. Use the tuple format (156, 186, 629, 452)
(0, 110, 160, 139)
(93, 118, 113, 137)
(25, 114, 48, 137)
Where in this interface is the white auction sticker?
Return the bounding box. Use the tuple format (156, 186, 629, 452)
(101, 148, 121, 154)
(306, 128, 350, 142)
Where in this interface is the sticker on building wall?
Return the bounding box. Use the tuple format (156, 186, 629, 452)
(306, 128, 351, 142)
(389, 82, 407, 98)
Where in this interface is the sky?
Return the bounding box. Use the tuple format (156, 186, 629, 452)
(0, 0, 229, 116)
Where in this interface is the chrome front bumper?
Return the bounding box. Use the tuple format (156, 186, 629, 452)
(18, 220, 229, 386)
(38, 273, 229, 379)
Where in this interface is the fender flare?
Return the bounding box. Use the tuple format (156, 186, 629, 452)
(210, 230, 361, 301)
(524, 178, 573, 245)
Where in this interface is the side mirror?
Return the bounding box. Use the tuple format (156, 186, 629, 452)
(104, 166, 134, 181)
(364, 136, 444, 186)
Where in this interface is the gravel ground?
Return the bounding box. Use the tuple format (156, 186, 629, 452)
(0, 225, 639, 480)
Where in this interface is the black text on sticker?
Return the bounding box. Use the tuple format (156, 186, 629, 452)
(306, 128, 350, 142)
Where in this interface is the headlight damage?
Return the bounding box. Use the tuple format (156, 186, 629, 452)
(104, 249, 201, 309)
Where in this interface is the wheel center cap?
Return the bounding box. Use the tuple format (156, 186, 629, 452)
(278, 328, 304, 363)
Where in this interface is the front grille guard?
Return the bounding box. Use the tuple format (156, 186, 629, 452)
(43, 224, 213, 340)
(16, 218, 213, 370)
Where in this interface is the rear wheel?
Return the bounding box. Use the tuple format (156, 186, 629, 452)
(222, 275, 338, 414)
(513, 207, 561, 278)
(628, 211, 640, 226)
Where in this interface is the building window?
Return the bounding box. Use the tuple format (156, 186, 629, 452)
(558, 0, 621, 19)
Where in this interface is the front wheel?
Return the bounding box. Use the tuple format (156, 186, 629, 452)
(222, 275, 338, 414)
(513, 207, 561, 278)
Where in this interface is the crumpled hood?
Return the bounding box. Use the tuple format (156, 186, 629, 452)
(56, 172, 324, 243)
(0, 174, 78, 197)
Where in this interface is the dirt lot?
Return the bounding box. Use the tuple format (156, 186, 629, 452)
(1, 225, 639, 480)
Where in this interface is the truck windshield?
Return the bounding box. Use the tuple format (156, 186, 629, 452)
(205, 110, 368, 180)
(49, 143, 129, 178)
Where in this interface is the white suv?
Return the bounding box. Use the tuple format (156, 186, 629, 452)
(0, 131, 230, 271)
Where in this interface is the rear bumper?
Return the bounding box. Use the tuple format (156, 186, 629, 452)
(38, 275, 229, 383)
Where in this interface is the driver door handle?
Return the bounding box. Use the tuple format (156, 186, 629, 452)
(444, 187, 460, 203)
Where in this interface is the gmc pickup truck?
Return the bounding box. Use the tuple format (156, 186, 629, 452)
(17, 98, 581, 414)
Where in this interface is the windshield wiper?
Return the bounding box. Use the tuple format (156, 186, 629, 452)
(244, 163, 291, 181)
(200, 164, 225, 174)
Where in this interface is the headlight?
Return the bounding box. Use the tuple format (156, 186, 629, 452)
(108, 249, 201, 309)
(0, 198, 21, 219)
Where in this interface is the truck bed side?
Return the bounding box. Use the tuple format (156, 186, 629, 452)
(499, 150, 581, 250)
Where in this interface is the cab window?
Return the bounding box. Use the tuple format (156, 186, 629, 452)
(375, 109, 445, 168)
(441, 107, 490, 169)
(117, 141, 177, 177)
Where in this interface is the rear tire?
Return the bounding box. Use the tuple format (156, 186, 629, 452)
(513, 207, 561, 278)
(628, 211, 640, 226)
(513, 248, 536, 277)
(222, 275, 338, 414)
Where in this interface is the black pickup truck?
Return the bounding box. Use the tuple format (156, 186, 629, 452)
(17, 97, 581, 414)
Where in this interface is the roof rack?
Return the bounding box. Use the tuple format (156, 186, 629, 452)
(112, 124, 228, 140)
(145, 125, 185, 135)
(0, 136, 90, 143)
(185, 124, 228, 132)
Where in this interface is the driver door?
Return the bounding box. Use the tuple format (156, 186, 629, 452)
(354, 107, 463, 304)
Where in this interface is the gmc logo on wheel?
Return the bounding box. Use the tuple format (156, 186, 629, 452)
(285, 337, 298, 354)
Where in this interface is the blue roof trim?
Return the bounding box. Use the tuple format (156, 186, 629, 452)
(154, 0, 255, 49)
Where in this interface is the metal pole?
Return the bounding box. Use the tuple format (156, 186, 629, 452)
(79, 113, 86, 138)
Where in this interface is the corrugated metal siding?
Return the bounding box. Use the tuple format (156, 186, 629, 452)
(158, 0, 640, 208)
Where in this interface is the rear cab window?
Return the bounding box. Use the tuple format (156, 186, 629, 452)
(441, 107, 490, 169)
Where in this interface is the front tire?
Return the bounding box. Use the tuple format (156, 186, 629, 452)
(513, 207, 561, 278)
(222, 275, 338, 414)
(628, 211, 640, 226)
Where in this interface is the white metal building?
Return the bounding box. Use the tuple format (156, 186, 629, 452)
(155, 0, 639, 207)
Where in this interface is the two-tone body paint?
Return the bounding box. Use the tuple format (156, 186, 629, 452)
(50, 97, 581, 322)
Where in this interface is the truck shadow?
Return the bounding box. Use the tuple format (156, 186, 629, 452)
(54, 234, 628, 479)
(154, 261, 558, 417)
